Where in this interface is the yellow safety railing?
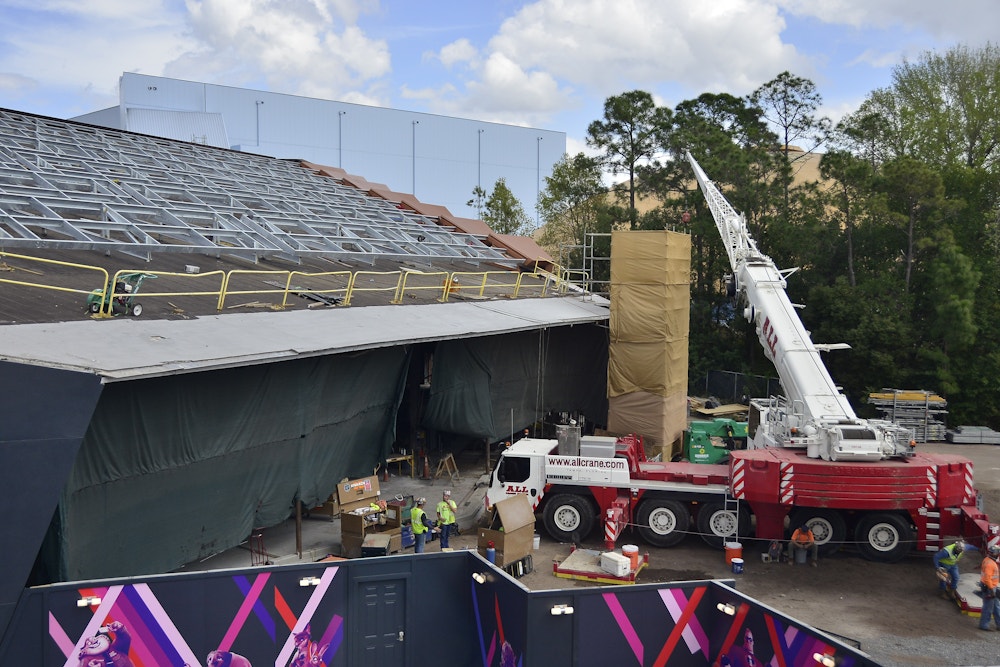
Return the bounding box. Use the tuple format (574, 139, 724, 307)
(218, 270, 297, 310)
(344, 271, 405, 306)
(0, 253, 587, 319)
(280, 270, 353, 308)
(441, 271, 524, 302)
(0, 250, 109, 303)
(393, 270, 450, 304)
(90, 268, 229, 318)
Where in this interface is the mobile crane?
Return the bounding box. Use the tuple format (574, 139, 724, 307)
(483, 154, 998, 567)
(685, 151, 913, 463)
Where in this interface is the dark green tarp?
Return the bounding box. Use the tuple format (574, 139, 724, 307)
(48, 348, 408, 580)
(422, 325, 608, 441)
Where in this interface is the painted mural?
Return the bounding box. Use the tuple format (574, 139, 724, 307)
(48, 568, 345, 667)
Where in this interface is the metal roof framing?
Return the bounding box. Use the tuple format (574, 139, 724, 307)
(0, 109, 513, 267)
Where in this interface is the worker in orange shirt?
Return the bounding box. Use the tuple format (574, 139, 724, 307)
(787, 524, 818, 567)
(980, 544, 1000, 631)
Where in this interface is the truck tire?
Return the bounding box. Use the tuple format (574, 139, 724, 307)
(636, 499, 689, 548)
(855, 513, 913, 563)
(542, 494, 594, 542)
(789, 509, 847, 556)
(697, 502, 752, 549)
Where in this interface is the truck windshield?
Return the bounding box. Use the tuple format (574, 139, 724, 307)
(498, 456, 531, 484)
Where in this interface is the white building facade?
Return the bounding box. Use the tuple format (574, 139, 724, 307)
(74, 73, 566, 222)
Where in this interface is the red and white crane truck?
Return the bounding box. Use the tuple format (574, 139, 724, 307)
(484, 153, 998, 567)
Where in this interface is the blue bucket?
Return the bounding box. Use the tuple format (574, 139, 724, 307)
(731, 557, 744, 574)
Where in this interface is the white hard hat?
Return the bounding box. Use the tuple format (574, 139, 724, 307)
(443, 489, 452, 496)
(416, 497, 426, 505)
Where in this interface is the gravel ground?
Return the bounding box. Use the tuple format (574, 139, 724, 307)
(450, 441, 1000, 667)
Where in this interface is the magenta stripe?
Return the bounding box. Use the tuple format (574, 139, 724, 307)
(602, 592, 644, 664)
(218, 572, 270, 652)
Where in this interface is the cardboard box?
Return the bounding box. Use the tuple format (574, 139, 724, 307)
(337, 475, 381, 514)
(477, 494, 536, 567)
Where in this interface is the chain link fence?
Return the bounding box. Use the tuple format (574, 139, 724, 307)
(700, 370, 781, 403)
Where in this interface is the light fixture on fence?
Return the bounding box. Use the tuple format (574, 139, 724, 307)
(812, 653, 836, 667)
(716, 602, 736, 616)
(550, 604, 574, 616)
(471, 572, 487, 585)
(299, 576, 321, 587)
(77, 596, 101, 608)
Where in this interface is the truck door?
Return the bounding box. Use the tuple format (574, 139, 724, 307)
(492, 454, 541, 505)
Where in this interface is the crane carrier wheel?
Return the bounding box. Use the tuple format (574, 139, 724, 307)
(636, 499, 689, 548)
(855, 513, 914, 563)
(542, 494, 595, 543)
(789, 509, 847, 556)
(697, 502, 752, 549)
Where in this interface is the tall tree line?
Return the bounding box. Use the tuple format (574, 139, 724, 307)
(537, 43, 1000, 428)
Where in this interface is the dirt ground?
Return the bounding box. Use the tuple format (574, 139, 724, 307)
(445, 442, 1000, 667)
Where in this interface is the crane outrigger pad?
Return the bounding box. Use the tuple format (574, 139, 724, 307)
(553, 546, 647, 585)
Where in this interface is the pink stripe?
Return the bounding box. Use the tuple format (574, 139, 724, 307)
(602, 592, 644, 664)
(111, 588, 171, 667)
(48, 612, 76, 658)
(218, 573, 271, 652)
(661, 589, 709, 655)
(276, 567, 339, 665)
(131, 583, 200, 667)
(62, 586, 121, 667)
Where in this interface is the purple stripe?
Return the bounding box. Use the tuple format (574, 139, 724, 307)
(602, 592, 644, 664)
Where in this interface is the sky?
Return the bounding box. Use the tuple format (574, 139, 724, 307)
(0, 0, 998, 158)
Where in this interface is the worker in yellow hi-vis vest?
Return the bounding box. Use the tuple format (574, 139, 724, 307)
(411, 498, 434, 553)
(436, 490, 458, 549)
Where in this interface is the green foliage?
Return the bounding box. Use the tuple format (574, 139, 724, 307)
(580, 64, 1000, 427)
(586, 90, 672, 214)
(468, 178, 533, 236)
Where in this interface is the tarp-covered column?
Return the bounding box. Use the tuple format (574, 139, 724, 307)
(607, 231, 691, 458)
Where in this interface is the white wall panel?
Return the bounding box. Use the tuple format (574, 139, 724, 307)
(105, 74, 566, 221)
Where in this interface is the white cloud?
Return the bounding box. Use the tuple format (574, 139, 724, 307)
(413, 0, 808, 128)
(775, 0, 1000, 42)
(436, 38, 478, 68)
(176, 0, 390, 98)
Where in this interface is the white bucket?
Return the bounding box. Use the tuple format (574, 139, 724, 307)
(533, 534, 540, 550)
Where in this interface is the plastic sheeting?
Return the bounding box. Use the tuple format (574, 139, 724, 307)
(47, 348, 408, 581)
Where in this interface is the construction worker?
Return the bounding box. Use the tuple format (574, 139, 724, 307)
(933, 537, 967, 600)
(436, 490, 458, 549)
(979, 544, 1000, 631)
(411, 498, 431, 553)
(787, 524, 818, 566)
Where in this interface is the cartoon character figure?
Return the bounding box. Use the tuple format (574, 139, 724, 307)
(206, 649, 253, 667)
(77, 621, 134, 667)
(288, 625, 326, 667)
(725, 628, 760, 667)
(500, 641, 517, 667)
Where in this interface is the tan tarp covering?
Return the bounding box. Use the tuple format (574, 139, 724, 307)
(607, 231, 690, 455)
(607, 391, 688, 460)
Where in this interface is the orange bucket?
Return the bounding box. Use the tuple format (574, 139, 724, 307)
(725, 542, 743, 566)
(622, 544, 639, 570)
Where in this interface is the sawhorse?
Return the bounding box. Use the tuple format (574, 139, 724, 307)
(435, 452, 460, 484)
